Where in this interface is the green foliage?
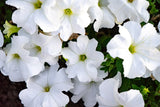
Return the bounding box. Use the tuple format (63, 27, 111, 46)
(147, 0, 159, 15)
(0, 0, 13, 30)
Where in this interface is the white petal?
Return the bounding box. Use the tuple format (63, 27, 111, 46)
(85, 59, 98, 80)
(19, 89, 42, 107)
(0, 30, 4, 47)
(0, 50, 6, 69)
(42, 94, 58, 107)
(100, 7, 115, 29)
(88, 6, 103, 32)
(123, 21, 141, 42)
(34, 9, 59, 32)
(77, 35, 89, 53)
(48, 67, 73, 91)
(77, 11, 91, 28)
(152, 67, 160, 82)
(138, 23, 160, 47)
(83, 84, 98, 107)
(62, 48, 79, 65)
(76, 62, 92, 82)
(119, 89, 144, 107)
(113, 72, 122, 88)
(98, 78, 119, 106)
(60, 17, 73, 41)
(138, 48, 160, 71)
(107, 34, 131, 59)
(70, 15, 86, 34)
(68, 41, 81, 54)
(123, 54, 146, 78)
(50, 89, 69, 107)
(143, 69, 151, 78)
(158, 21, 160, 32)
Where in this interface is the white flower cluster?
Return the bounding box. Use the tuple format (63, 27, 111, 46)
(0, 0, 159, 107)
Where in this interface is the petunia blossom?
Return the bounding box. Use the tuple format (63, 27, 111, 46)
(6, 0, 60, 34)
(2, 36, 44, 82)
(97, 78, 144, 107)
(18, 29, 62, 65)
(71, 69, 108, 107)
(19, 64, 73, 107)
(62, 35, 104, 82)
(107, 21, 160, 78)
(108, 0, 150, 24)
(88, 0, 115, 32)
(46, 0, 91, 41)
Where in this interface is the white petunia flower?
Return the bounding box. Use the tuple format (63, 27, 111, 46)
(46, 0, 91, 41)
(18, 29, 62, 65)
(71, 69, 108, 107)
(6, 0, 59, 34)
(19, 64, 73, 107)
(107, 21, 160, 78)
(62, 35, 104, 82)
(97, 78, 144, 107)
(108, 0, 150, 24)
(2, 36, 44, 82)
(88, 0, 115, 32)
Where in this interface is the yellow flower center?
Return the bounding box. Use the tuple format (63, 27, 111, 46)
(129, 44, 136, 54)
(98, 0, 101, 7)
(34, 0, 42, 9)
(64, 8, 72, 16)
(35, 45, 41, 52)
(13, 53, 21, 59)
(79, 54, 87, 61)
(128, 0, 134, 3)
(44, 86, 50, 92)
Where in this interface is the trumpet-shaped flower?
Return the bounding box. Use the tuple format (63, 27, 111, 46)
(19, 64, 73, 107)
(88, 0, 115, 32)
(62, 35, 104, 82)
(108, 0, 150, 24)
(18, 29, 62, 65)
(97, 78, 144, 107)
(71, 69, 108, 107)
(107, 21, 160, 78)
(46, 0, 91, 41)
(2, 36, 44, 82)
(6, 0, 59, 34)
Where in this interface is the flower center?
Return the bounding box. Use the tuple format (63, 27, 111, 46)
(64, 8, 72, 16)
(44, 86, 50, 92)
(34, 0, 42, 9)
(35, 45, 41, 52)
(129, 44, 136, 54)
(12, 53, 21, 59)
(98, 0, 101, 7)
(79, 54, 87, 61)
(128, 0, 134, 3)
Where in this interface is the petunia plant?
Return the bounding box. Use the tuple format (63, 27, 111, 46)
(0, 0, 160, 107)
